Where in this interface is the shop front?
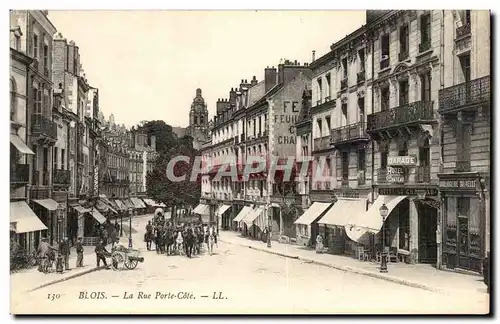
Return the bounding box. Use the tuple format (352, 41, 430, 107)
(438, 174, 487, 273)
(294, 202, 332, 247)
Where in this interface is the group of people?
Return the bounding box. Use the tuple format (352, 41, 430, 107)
(35, 236, 85, 273)
(145, 220, 218, 258)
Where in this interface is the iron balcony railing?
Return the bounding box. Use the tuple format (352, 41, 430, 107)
(399, 51, 409, 62)
(416, 166, 431, 183)
(357, 71, 365, 84)
(314, 135, 331, 151)
(340, 78, 348, 90)
(438, 76, 490, 113)
(455, 160, 471, 172)
(53, 169, 70, 186)
(330, 122, 369, 145)
(31, 115, 57, 141)
(10, 164, 29, 184)
(380, 57, 390, 70)
(367, 101, 434, 131)
(419, 39, 431, 53)
(456, 23, 471, 38)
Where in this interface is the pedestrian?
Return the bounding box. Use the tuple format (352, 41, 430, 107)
(315, 234, 324, 253)
(94, 239, 109, 268)
(37, 237, 52, 273)
(59, 237, 71, 270)
(75, 237, 84, 267)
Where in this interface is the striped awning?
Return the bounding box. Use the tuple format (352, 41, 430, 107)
(193, 204, 210, 215)
(233, 206, 253, 223)
(10, 201, 48, 234)
(130, 197, 146, 209)
(114, 200, 126, 210)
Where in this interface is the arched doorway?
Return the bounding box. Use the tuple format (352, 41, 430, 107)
(417, 199, 439, 264)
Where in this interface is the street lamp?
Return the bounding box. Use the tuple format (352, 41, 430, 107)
(266, 202, 272, 248)
(120, 209, 124, 237)
(379, 203, 389, 273)
(128, 208, 133, 248)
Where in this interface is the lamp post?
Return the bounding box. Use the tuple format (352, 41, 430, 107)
(379, 203, 389, 273)
(120, 209, 124, 237)
(128, 208, 133, 248)
(266, 201, 272, 248)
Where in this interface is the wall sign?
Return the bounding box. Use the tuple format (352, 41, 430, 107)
(334, 190, 360, 199)
(439, 179, 478, 190)
(388, 155, 417, 166)
(378, 187, 438, 196)
(275, 101, 300, 145)
(387, 167, 405, 184)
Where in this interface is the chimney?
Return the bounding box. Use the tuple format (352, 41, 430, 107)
(251, 76, 258, 86)
(312, 50, 316, 62)
(229, 87, 237, 104)
(264, 66, 277, 92)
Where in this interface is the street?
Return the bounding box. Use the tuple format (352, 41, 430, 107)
(10, 217, 488, 315)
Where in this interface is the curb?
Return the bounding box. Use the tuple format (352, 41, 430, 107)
(221, 239, 446, 294)
(27, 266, 105, 293)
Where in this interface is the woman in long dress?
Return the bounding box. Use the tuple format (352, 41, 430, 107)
(315, 234, 324, 253)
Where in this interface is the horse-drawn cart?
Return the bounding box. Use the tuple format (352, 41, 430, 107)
(109, 245, 144, 271)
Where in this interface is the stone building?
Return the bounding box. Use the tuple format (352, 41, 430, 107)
(437, 10, 490, 273)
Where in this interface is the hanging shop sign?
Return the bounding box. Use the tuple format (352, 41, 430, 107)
(388, 155, 417, 166)
(386, 166, 405, 184)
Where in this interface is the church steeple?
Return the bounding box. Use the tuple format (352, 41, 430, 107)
(189, 88, 208, 128)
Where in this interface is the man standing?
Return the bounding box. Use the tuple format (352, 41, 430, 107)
(75, 237, 84, 267)
(94, 239, 109, 268)
(37, 237, 53, 272)
(59, 237, 71, 270)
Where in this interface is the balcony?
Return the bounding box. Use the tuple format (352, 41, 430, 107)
(357, 71, 365, 84)
(367, 101, 434, 132)
(455, 160, 471, 173)
(456, 23, 471, 38)
(53, 169, 70, 186)
(10, 164, 29, 186)
(313, 135, 331, 152)
(31, 115, 57, 143)
(32, 170, 50, 186)
(438, 76, 490, 114)
(419, 39, 431, 53)
(340, 78, 348, 91)
(330, 122, 369, 146)
(399, 51, 409, 62)
(380, 57, 390, 70)
(416, 166, 431, 183)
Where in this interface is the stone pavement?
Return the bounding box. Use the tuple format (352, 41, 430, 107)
(218, 230, 488, 296)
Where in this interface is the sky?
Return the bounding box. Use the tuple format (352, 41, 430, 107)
(47, 10, 366, 128)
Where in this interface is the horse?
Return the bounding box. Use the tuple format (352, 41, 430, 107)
(184, 229, 195, 258)
(165, 229, 175, 256)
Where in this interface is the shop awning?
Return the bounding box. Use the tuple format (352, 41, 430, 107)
(294, 202, 332, 225)
(33, 198, 59, 211)
(95, 200, 109, 213)
(10, 201, 48, 234)
(318, 199, 366, 227)
(193, 204, 210, 215)
(114, 200, 126, 210)
(233, 206, 253, 223)
(10, 134, 34, 155)
(71, 204, 89, 214)
(101, 199, 119, 214)
(89, 209, 106, 224)
(345, 195, 408, 243)
(243, 207, 266, 229)
(130, 197, 146, 209)
(143, 198, 156, 206)
(123, 199, 135, 210)
(217, 204, 231, 216)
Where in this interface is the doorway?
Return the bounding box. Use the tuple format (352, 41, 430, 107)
(418, 201, 438, 263)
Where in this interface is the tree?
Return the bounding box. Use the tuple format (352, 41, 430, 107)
(136, 120, 177, 155)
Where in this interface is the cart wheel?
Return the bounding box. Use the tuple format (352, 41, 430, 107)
(124, 258, 138, 270)
(111, 252, 123, 271)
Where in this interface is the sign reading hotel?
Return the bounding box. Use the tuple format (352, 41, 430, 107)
(439, 179, 478, 190)
(274, 101, 300, 145)
(386, 166, 405, 183)
(388, 155, 417, 166)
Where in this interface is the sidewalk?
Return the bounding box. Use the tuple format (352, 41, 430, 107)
(219, 231, 488, 296)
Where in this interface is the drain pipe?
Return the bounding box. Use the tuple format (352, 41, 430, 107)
(370, 32, 375, 204)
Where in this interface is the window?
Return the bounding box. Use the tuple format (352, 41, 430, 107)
(317, 119, 322, 136)
(398, 140, 408, 156)
(317, 78, 323, 102)
(420, 72, 432, 102)
(381, 34, 390, 57)
(399, 80, 409, 105)
(358, 149, 366, 171)
(200, 115, 204, 124)
(457, 198, 470, 217)
(399, 25, 409, 59)
(380, 151, 388, 169)
(341, 103, 348, 126)
(460, 54, 471, 83)
(325, 73, 331, 98)
(419, 138, 430, 167)
(10, 79, 16, 120)
(34, 85, 42, 115)
(33, 34, 38, 58)
(464, 10, 471, 25)
(381, 87, 390, 111)
(341, 151, 349, 180)
(342, 57, 348, 79)
(258, 117, 262, 135)
(43, 45, 49, 69)
(420, 14, 431, 44)
(358, 98, 365, 123)
(359, 49, 365, 72)
(325, 116, 331, 131)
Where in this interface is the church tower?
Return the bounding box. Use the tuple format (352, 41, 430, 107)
(189, 88, 209, 130)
